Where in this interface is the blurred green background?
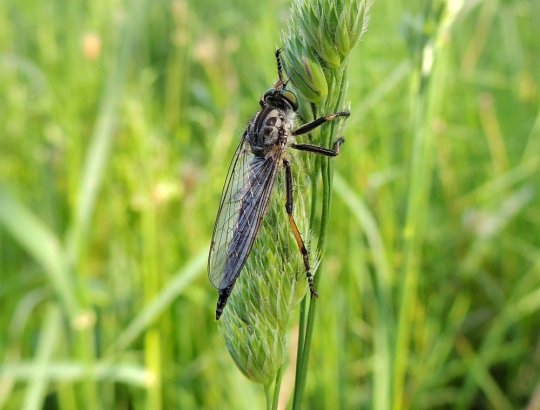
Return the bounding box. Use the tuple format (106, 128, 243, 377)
(1, 0, 539, 409)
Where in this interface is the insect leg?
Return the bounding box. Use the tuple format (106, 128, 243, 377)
(291, 137, 345, 157)
(292, 112, 350, 136)
(283, 159, 318, 298)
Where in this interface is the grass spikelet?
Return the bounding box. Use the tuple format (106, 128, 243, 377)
(218, 167, 312, 386)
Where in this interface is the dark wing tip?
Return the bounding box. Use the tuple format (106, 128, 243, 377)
(215, 284, 234, 320)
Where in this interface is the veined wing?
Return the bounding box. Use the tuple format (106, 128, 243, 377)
(208, 137, 280, 290)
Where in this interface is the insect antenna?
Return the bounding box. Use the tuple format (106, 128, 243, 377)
(275, 48, 296, 89)
(275, 48, 284, 83)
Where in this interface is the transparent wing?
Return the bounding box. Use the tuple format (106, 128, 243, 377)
(208, 136, 280, 290)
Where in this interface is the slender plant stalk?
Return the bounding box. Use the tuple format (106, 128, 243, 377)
(293, 70, 346, 407)
(271, 366, 284, 410)
(264, 384, 272, 410)
(281, 1, 371, 407)
(392, 2, 465, 409)
(295, 142, 322, 354)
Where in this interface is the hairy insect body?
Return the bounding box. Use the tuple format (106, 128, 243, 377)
(247, 107, 296, 158)
(215, 108, 294, 319)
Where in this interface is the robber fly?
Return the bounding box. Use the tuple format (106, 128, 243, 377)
(208, 49, 349, 320)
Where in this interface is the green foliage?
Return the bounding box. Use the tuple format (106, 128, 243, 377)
(1, 0, 539, 409)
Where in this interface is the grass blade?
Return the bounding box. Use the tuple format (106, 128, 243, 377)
(107, 248, 207, 354)
(22, 304, 62, 410)
(0, 188, 77, 314)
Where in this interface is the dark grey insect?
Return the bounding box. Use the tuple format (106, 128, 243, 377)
(208, 50, 349, 320)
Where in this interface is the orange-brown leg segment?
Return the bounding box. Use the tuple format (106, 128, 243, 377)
(283, 159, 318, 298)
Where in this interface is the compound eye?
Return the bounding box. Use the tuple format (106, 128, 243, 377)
(280, 89, 298, 111)
(263, 88, 275, 100)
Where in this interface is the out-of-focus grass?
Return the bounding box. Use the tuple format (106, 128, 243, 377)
(0, 0, 539, 409)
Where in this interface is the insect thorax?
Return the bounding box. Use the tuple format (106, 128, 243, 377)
(247, 106, 296, 157)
